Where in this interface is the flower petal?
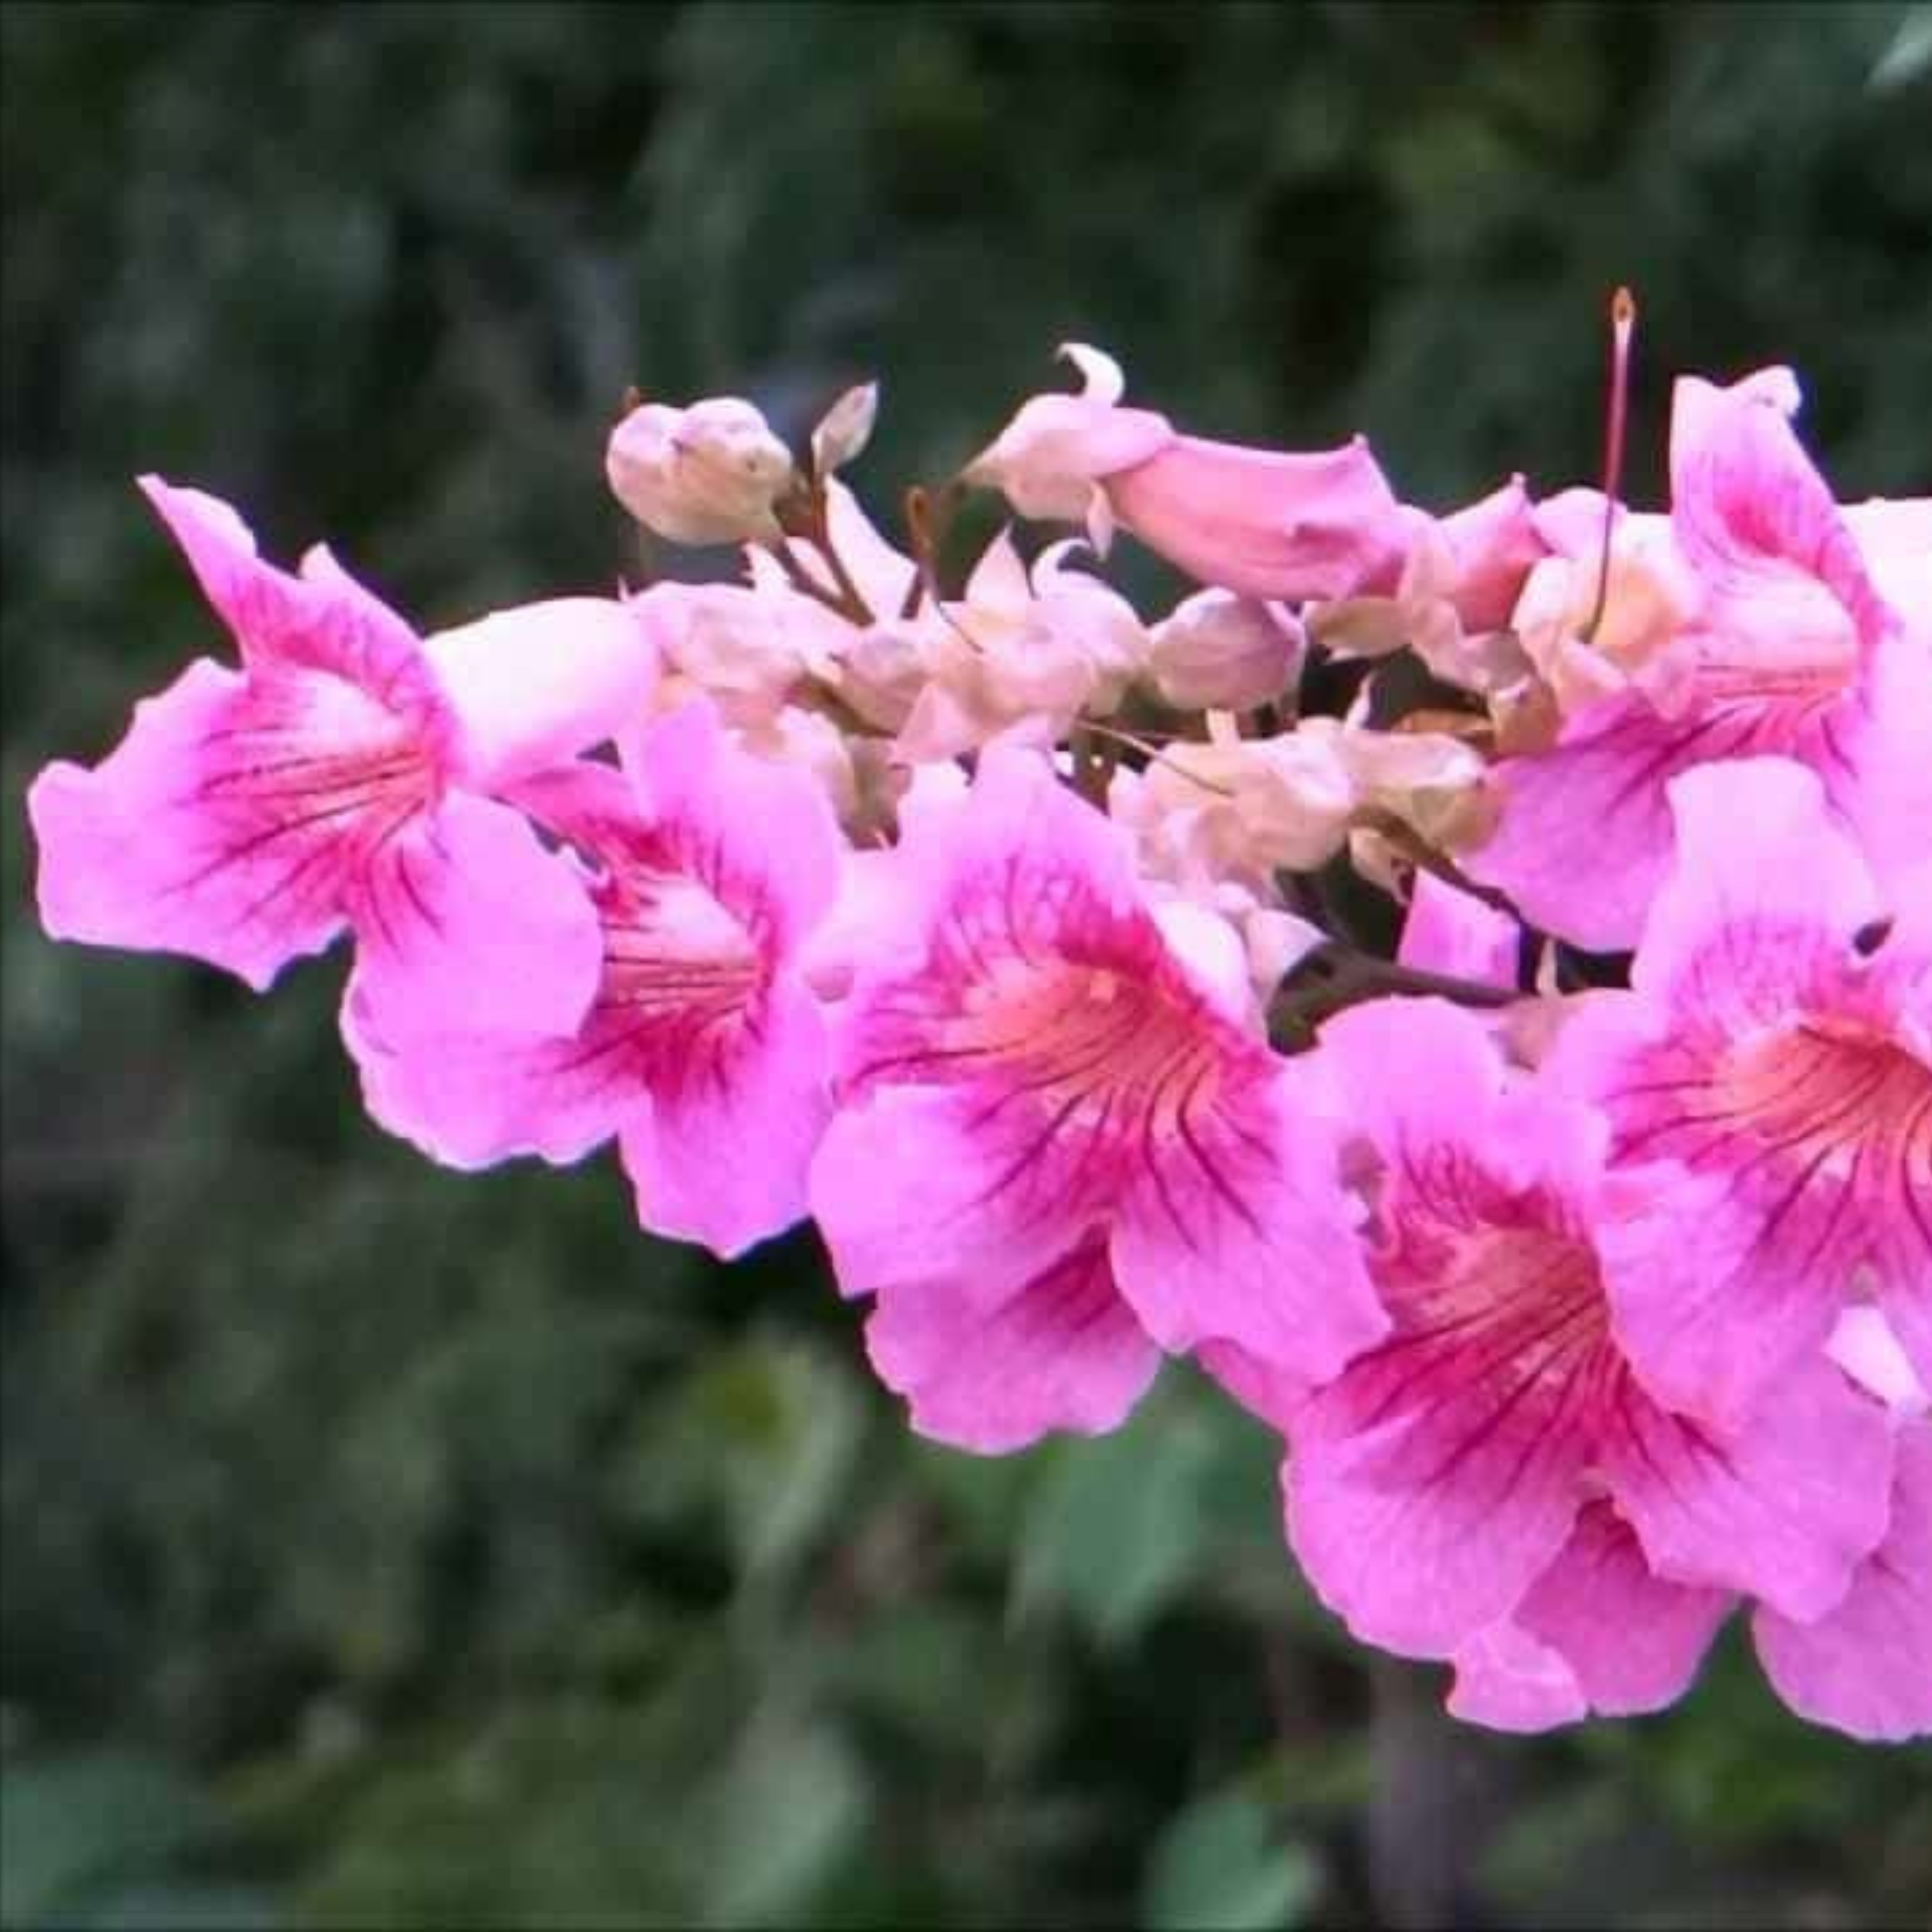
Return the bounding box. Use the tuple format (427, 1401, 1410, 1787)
(349, 788, 602, 1041)
(863, 1234, 1160, 1453)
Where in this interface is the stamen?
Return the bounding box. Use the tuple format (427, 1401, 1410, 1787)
(1581, 285, 1637, 647)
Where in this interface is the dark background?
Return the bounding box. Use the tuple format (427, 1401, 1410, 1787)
(4, 4, 1930, 1926)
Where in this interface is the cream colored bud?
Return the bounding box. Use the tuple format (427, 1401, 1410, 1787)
(606, 396, 796, 546)
(1148, 590, 1302, 710)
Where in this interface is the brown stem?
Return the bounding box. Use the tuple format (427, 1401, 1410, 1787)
(1269, 941, 1518, 1047)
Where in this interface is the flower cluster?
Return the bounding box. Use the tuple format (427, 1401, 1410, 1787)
(29, 317, 1929, 1743)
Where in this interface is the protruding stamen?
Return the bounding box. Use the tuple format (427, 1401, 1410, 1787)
(1581, 286, 1637, 646)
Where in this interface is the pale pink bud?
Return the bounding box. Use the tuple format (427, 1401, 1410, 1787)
(606, 396, 796, 546)
(811, 381, 880, 477)
(1147, 590, 1303, 710)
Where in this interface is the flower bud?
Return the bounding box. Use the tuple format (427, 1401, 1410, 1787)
(606, 396, 796, 546)
(1147, 590, 1302, 710)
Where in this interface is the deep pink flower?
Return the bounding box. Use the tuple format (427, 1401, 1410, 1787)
(345, 698, 840, 1258)
(1552, 757, 1931, 1425)
(1281, 997, 1892, 1661)
(29, 480, 632, 1038)
(966, 345, 1409, 602)
(1470, 370, 1928, 950)
(809, 749, 1384, 1451)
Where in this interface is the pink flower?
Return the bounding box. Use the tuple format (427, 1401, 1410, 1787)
(809, 749, 1385, 1451)
(1753, 1422, 1932, 1744)
(1469, 369, 1927, 950)
(345, 698, 841, 1259)
(29, 479, 620, 1039)
(1551, 757, 1931, 1427)
(966, 344, 1409, 602)
(1282, 997, 1893, 1661)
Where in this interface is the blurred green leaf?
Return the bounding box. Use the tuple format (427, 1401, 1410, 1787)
(1014, 1392, 1219, 1643)
(0, 1752, 217, 1929)
(1142, 1789, 1320, 1932)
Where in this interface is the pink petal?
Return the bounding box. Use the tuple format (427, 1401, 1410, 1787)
(139, 479, 449, 742)
(1634, 757, 1881, 1012)
(1435, 475, 1548, 633)
(1106, 433, 1408, 603)
(1471, 693, 1769, 953)
(863, 1235, 1161, 1453)
(624, 697, 842, 957)
(349, 788, 602, 1041)
(30, 658, 401, 991)
(1448, 1620, 1589, 1734)
(1600, 1356, 1894, 1622)
(424, 596, 658, 790)
(810, 1085, 1116, 1302)
(618, 973, 830, 1257)
(1195, 1340, 1309, 1435)
(1753, 1426, 1932, 1743)
(1109, 1063, 1385, 1382)
(1509, 1502, 1732, 1715)
(1669, 370, 1894, 661)
(1449, 1503, 1731, 1732)
(1397, 871, 1519, 989)
(1818, 628, 1932, 907)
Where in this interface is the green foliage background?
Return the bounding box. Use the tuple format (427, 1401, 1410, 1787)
(4, 3, 1930, 1926)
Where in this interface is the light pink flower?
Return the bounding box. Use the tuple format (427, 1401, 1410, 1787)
(1551, 757, 1931, 1426)
(345, 698, 840, 1258)
(1282, 997, 1893, 1661)
(1753, 1422, 1932, 1744)
(29, 479, 611, 1039)
(1396, 871, 1520, 990)
(809, 749, 1385, 1451)
(966, 344, 1409, 602)
(1469, 369, 1927, 950)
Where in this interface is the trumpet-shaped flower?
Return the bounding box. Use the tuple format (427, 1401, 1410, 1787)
(1469, 369, 1928, 949)
(1551, 757, 1931, 1425)
(1282, 998, 1892, 1661)
(966, 345, 1409, 602)
(29, 479, 620, 1039)
(345, 699, 840, 1258)
(810, 750, 1385, 1450)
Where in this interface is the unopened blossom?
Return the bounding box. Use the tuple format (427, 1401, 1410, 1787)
(1469, 368, 1929, 950)
(1282, 997, 1893, 1661)
(632, 578, 846, 723)
(346, 698, 840, 1258)
(607, 395, 796, 547)
(809, 749, 1385, 1452)
(809, 381, 880, 477)
(1108, 726, 1356, 894)
(1306, 478, 1547, 686)
(1549, 757, 1931, 1427)
(29, 479, 621, 1039)
(966, 343, 1409, 602)
(1145, 589, 1303, 711)
(894, 530, 1149, 760)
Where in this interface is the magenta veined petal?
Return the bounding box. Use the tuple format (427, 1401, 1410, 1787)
(819, 749, 1383, 1401)
(346, 700, 840, 1259)
(1283, 997, 1893, 1658)
(1555, 758, 1932, 1425)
